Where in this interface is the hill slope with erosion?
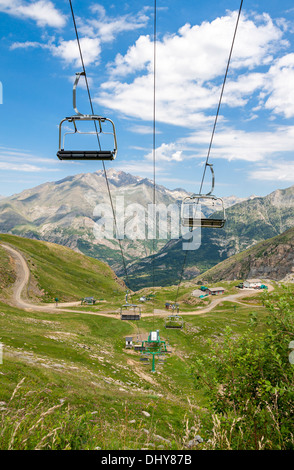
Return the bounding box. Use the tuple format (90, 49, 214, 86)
(194, 226, 294, 283)
(0, 233, 125, 303)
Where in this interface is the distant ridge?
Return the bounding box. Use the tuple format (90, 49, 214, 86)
(194, 226, 294, 283)
(122, 184, 294, 289)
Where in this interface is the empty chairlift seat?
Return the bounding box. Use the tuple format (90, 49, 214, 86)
(181, 164, 226, 229)
(181, 194, 226, 229)
(57, 72, 117, 161)
(165, 314, 184, 329)
(120, 304, 141, 321)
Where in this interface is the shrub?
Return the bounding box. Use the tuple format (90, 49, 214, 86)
(191, 289, 294, 449)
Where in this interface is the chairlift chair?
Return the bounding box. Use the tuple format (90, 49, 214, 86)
(165, 304, 184, 329)
(57, 72, 117, 161)
(181, 164, 226, 229)
(165, 314, 184, 329)
(120, 304, 141, 321)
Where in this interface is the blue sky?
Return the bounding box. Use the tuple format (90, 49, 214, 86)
(0, 0, 294, 198)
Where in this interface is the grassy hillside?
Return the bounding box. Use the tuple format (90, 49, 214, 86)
(0, 297, 271, 449)
(0, 232, 293, 449)
(0, 234, 125, 302)
(194, 226, 294, 283)
(0, 245, 16, 291)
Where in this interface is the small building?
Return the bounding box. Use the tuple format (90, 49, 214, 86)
(125, 337, 133, 349)
(165, 302, 179, 311)
(243, 279, 262, 289)
(208, 287, 225, 295)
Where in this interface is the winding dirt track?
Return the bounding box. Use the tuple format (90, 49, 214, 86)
(1, 243, 271, 319)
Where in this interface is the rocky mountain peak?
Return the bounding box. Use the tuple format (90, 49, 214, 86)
(94, 169, 144, 187)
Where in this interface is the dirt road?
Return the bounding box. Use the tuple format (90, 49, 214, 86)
(1, 242, 271, 319)
(1, 243, 115, 318)
(152, 287, 272, 317)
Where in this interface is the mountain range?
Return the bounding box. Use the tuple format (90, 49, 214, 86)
(121, 184, 294, 289)
(0, 169, 254, 267)
(0, 169, 293, 289)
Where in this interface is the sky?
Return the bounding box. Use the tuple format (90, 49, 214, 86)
(0, 0, 294, 198)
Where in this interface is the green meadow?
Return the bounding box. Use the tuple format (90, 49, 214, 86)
(0, 234, 293, 450)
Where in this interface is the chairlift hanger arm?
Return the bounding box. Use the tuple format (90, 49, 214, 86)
(73, 71, 85, 116)
(205, 163, 215, 196)
(72, 71, 103, 130)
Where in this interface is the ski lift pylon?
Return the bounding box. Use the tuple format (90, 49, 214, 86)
(141, 330, 167, 372)
(57, 72, 117, 161)
(181, 164, 226, 229)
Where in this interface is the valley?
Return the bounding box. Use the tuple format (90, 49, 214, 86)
(0, 170, 293, 289)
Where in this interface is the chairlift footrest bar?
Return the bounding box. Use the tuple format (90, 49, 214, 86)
(182, 218, 226, 228)
(57, 150, 115, 160)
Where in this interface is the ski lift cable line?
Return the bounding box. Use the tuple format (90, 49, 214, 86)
(174, 0, 244, 305)
(152, 0, 157, 328)
(199, 0, 243, 195)
(68, 0, 132, 293)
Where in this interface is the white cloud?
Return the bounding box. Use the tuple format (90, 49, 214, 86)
(0, 147, 59, 171)
(10, 40, 47, 50)
(249, 160, 294, 181)
(0, 162, 46, 172)
(98, 75, 213, 125)
(79, 4, 149, 43)
(96, 11, 286, 125)
(8, 4, 149, 67)
(10, 36, 101, 68)
(129, 125, 161, 135)
(183, 125, 294, 162)
(145, 143, 184, 162)
(261, 53, 294, 118)
(50, 37, 101, 67)
(0, 0, 66, 28)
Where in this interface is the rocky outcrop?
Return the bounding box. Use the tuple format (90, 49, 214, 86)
(194, 227, 294, 283)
